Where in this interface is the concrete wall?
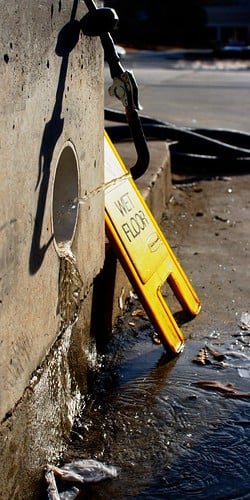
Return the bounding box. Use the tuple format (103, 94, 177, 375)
(0, 0, 104, 497)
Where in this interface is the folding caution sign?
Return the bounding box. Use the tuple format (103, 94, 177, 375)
(104, 131, 201, 354)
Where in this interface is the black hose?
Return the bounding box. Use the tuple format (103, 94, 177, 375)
(124, 108, 150, 180)
(105, 108, 250, 175)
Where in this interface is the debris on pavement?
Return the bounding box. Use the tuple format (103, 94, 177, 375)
(45, 459, 118, 500)
(193, 380, 250, 398)
(131, 308, 148, 320)
(193, 345, 224, 366)
(240, 312, 250, 331)
(150, 331, 162, 345)
(193, 343, 250, 367)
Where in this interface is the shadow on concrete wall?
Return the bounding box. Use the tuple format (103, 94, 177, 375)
(29, 0, 80, 274)
(90, 245, 118, 352)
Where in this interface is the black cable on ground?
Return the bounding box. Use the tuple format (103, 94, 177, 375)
(105, 108, 250, 175)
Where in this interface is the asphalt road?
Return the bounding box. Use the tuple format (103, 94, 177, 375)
(105, 53, 250, 133)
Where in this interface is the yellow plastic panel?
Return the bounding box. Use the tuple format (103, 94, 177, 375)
(105, 179, 169, 283)
(104, 131, 201, 354)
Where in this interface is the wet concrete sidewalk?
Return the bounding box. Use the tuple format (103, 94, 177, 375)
(162, 170, 250, 343)
(60, 142, 250, 499)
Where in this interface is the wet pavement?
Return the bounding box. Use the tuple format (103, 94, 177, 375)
(61, 170, 250, 499)
(53, 54, 250, 499)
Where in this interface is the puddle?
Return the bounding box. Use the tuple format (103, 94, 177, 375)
(61, 306, 250, 499)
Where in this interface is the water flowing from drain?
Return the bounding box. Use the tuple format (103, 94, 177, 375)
(57, 242, 83, 329)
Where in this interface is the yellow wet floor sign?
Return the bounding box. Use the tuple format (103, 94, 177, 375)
(104, 131, 201, 354)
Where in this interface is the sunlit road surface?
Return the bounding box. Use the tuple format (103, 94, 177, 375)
(105, 52, 250, 133)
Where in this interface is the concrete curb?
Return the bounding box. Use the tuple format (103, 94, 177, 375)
(116, 140, 172, 223)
